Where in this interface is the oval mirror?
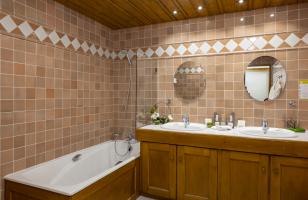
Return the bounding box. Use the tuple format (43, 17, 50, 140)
(244, 56, 286, 102)
(174, 61, 206, 100)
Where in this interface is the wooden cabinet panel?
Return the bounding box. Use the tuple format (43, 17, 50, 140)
(271, 156, 308, 200)
(141, 142, 176, 199)
(220, 151, 269, 200)
(177, 146, 218, 200)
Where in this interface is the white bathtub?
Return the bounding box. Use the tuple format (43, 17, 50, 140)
(4, 140, 140, 196)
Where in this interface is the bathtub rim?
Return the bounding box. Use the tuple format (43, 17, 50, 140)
(4, 140, 140, 196)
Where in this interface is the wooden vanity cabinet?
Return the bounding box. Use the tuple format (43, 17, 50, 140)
(219, 151, 269, 200)
(177, 146, 218, 200)
(271, 156, 308, 200)
(141, 142, 176, 199)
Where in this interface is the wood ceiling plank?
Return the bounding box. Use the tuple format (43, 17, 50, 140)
(252, 0, 268, 10)
(55, 0, 120, 29)
(109, 0, 153, 25)
(269, 0, 298, 6)
(55, 0, 302, 29)
(175, 0, 199, 18)
(203, 0, 221, 16)
(215, 0, 224, 13)
(219, 0, 235, 13)
(129, 0, 174, 22)
(190, 0, 209, 17)
(94, 0, 143, 27)
(156, 0, 186, 20)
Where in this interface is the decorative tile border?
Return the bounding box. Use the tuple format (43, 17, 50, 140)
(1, 13, 308, 61)
(116, 32, 308, 60)
(0, 13, 114, 59)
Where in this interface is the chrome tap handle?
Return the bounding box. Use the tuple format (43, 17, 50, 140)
(182, 114, 190, 128)
(261, 119, 269, 134)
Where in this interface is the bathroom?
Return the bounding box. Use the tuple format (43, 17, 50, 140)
(1, 0, 308, 199)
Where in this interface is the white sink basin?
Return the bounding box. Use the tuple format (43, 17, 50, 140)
(161, 122, 206, 131)
(238, 127, 297, 138)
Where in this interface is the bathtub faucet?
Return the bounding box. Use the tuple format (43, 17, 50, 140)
(72, 154, 82, 162)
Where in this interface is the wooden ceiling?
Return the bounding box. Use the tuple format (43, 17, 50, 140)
(55, 0, 304, 29)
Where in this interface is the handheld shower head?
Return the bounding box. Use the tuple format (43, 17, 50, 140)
(126, 53, 132, 65)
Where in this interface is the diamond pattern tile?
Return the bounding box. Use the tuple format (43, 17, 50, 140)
(34, 26, 48, 42)
(118, 50, 126, 59)
(137, 48, 144, 57)
(71, 38, 80, 50)
(225, 40, 238, 52)
(81, 41, 89, 52)
(213, 41, 224, 53)
(200, 42, 211, 54)
(177, 44, 187, 55)
(155, 47, 164, 57)
(188, 43, 198, 54)
(111, 51, 117, 59)
(145, 48, 154, 57)
(97, 47, 104, 57)
(285, 33, 300, 47)
(269, 35, 283, 48)
(89, 44, 97, 55)
(239, 38, 252, 50)
(18, 21, 33, 37)
(104, 49, 110, 58)
(49, 31, 60, 45)
(0, 15, 17, 33)
(127, 49, 135, 59)
(0, 14, 307, 61)
(166, 45, 175, 56)
(254, 37, 267, 49)
(61, 35, 71, 48)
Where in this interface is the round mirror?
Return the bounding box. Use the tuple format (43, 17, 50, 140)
(174, 61, 206, 100)
(244, 56, 286, 102)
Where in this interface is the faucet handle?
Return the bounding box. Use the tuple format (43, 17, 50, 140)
(261, 119, 269, 134)
(261, 119, 268, 126)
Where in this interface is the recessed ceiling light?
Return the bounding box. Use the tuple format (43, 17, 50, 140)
(240, 17, 244, 22)
(198, 5, 203, 11)
(239, 0, 244, 4)
(173, 10, 178, 15)
(270, 13, 275, 17)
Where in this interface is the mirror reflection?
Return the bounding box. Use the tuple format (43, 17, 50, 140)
(174, 61, 206, 100)
(244, 56, 286, 102)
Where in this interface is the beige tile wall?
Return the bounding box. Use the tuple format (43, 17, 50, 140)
(137, 49, 308, 128)
(0, 0, 117, 198)
(128, 3, 308, 129)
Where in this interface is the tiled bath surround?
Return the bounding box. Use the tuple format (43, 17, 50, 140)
(0, 0, 307, 199)
(0, 0, 119, 197)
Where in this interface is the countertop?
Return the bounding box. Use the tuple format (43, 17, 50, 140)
(136, 125, 308, 159)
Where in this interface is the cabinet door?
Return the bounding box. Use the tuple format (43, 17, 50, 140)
(271, 156, 308, 200)
(141, 142, 176, 199)
(177, 146, 218, 200)
(220, 151, 269, 200)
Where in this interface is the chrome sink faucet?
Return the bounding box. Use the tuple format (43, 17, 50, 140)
(183, 114, 190, 128)
(261, 119, 269, 134)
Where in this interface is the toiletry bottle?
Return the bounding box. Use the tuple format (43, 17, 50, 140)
(214, 113, 220, 126)
(228, 112, 234, 128)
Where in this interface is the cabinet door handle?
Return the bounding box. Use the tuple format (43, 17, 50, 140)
(261, 166, 266, 174)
